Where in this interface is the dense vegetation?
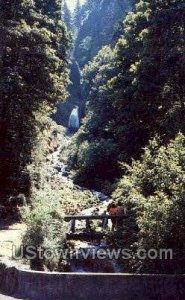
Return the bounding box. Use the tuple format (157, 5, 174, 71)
(52, 0, 85, 127)
(74, 0, 133, 68)
(73, 0, 185, 189)
(52, 58, 83, 127)
(0, 0, 184, 275)
(0, 0, 70, 205)
(70, 0, 185, 273)
(113, 133, 185, 273)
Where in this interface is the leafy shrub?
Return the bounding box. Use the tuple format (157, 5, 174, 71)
(21, 185, 67, 271)
(74, 138, 119, 187)
(113, 133, 185, 273)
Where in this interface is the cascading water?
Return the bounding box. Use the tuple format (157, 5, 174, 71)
(47, 140, 125, 273)
(68, 106, 80, 131)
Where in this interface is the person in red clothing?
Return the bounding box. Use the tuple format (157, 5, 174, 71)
(107, 202, 118, 232)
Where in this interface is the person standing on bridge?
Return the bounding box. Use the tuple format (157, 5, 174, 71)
(107, 202, 117, 232)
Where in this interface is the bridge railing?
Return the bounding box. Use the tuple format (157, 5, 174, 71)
(64, 215, 128, 237)
(64, 215, 128, 221)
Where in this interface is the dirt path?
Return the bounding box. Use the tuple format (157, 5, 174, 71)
(0, 221, 26, 259)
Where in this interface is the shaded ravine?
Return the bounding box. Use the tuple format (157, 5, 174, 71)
(46, 135, 124, 273)
(52, 57, 84, 127)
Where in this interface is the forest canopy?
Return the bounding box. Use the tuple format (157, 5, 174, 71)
(0, 0, 184, 275)
(0, 0, 71, 203)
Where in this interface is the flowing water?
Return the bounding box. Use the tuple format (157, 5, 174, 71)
(49, 53, 124, 272)
(47, 136, 124, 273)
(68, 107, 80, 130)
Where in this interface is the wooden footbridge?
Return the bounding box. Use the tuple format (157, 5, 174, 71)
(64, 214, 128, 240)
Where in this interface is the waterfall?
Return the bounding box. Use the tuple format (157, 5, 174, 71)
(68, 106, 80, 131)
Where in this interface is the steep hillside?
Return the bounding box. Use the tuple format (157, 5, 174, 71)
(52, 59, 84, 127)
(0, 0, 70, 205)
(73, 0, 185, 188)
(74, 0, 133, 68)
(53, 0, 133, 127)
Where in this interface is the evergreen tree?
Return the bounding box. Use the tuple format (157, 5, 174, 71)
(0, 0, 70, 204)
(73, 0, 185, 188)
(74, 0, 133, 68)
(113, 133, 185, 273)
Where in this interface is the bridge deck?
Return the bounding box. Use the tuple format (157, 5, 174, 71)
(64, 215, 128, 240)
(64, 215, 128, 221)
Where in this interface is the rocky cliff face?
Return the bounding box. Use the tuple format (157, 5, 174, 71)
(74, 0, 133, 68)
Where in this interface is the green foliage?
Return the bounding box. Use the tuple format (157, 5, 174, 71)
(74, 0, 133, 68)
(74, 0, 185, 188)
(113, 133, 185, 273)
(70, 1, 185, 274)
(1, 0, 184, 275)
(21, 185, 67, 271)
(0, 0, 71, 203)
(52, 59, 83, 127)
(75, 138, 119, 187)
(71, 46, 120, 187)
